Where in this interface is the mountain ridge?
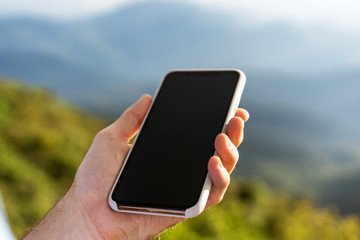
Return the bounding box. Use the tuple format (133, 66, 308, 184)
(1, 1, 360, 213)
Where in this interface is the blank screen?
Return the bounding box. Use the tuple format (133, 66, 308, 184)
(112, 71, 239, 210)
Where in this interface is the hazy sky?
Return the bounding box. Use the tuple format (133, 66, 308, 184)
(0, 0, 359, 29)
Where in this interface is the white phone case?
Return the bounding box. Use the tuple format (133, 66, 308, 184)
(108, 69, 246, 218)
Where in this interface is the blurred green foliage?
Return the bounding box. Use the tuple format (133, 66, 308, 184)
(0, 79, 105, 237)
(158, 180, 360, 239)
(0, 79, 359, 239)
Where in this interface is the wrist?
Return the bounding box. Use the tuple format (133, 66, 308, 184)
(24, 190, 103, 240)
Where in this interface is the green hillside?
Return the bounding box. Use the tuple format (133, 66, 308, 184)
(0, 79, 359, 239)
(159, 180, 360, 240)
(0, 79, 105, 237)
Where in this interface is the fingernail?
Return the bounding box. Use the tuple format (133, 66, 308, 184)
(245, 111, 250, 122)
(218, 160, 224, 169)
(239, 117, 245, 129)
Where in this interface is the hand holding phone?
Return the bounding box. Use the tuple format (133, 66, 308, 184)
(24, 70, 248, 239)
(109, 69, 246, 218)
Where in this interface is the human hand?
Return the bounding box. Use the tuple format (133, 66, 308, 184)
(24, 94, 249, 240)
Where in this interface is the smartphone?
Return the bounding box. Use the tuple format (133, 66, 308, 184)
(108, 69, 246, 218)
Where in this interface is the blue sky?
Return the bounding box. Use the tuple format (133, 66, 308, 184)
(0, 0, 359, 31)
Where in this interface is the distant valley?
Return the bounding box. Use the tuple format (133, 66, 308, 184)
(1, 1, 360, 213)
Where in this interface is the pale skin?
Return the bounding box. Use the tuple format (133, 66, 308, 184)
(24, 94, 249, 240)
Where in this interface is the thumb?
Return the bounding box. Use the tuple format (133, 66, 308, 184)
(109, 94, 152, 140)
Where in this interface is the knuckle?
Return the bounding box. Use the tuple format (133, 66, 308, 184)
(217, 171, 230, 189)
(95, 127, 118, 143)
(95, 128, 112, 140)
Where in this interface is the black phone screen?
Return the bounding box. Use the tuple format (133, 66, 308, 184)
(112, 70, 240, 210)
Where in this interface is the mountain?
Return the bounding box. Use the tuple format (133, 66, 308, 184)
(1, 2, 360, 114)
(1, 1, 360, 213)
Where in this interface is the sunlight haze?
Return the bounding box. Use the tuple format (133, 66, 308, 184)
(0, 0, 359, 30)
